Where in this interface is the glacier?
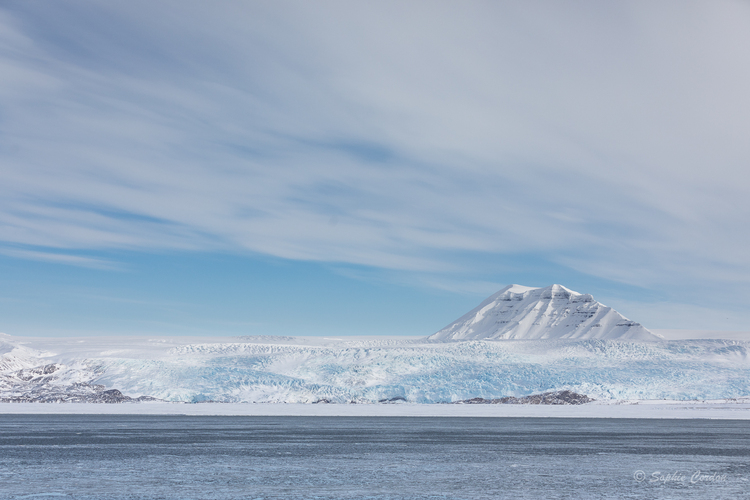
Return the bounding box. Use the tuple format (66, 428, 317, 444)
(1, 333, 748, 404)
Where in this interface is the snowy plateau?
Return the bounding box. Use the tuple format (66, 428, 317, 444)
(1, 284, 749, 405)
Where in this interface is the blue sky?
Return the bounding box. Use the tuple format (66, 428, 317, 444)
(1, 1, 749, 336)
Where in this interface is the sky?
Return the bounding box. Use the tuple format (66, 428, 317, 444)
(1, 0, 749, 337)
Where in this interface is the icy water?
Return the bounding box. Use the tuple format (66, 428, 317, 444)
(0, 416, 748, 499)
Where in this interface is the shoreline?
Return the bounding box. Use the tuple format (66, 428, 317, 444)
(1, 401, 750, 419)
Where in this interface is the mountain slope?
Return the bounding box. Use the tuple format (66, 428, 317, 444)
(429, 284, 660, 341)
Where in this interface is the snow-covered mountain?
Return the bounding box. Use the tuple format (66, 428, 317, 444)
(429, 284, 660, 341)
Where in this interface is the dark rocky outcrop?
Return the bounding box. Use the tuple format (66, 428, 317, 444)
(378, 396, 407, 403)
(0, 383, 163, 403)
(455, 390, 594, 405)
(1, 364, 162, 403)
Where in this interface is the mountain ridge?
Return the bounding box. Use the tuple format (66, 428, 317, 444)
(429, 284, 660, 341)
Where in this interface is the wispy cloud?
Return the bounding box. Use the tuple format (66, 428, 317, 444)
(0, 247, 121, 270)
(1, 1, 749, 318)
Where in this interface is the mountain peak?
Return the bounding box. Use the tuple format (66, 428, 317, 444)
(430, 284, 659, 341)
(498, 284, 540, 294)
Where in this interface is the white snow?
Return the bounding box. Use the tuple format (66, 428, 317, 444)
(429, 284, 660, 341)
(653, 329, 750, 341)
(1, 333, 748, 404)
(2, 282, 744, 411)
(1, 400, 749, 419)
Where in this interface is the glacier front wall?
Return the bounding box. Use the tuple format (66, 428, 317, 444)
(2, 336, 749, 403)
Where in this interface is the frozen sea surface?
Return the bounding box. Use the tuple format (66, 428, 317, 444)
(0, 416, 748, 499)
